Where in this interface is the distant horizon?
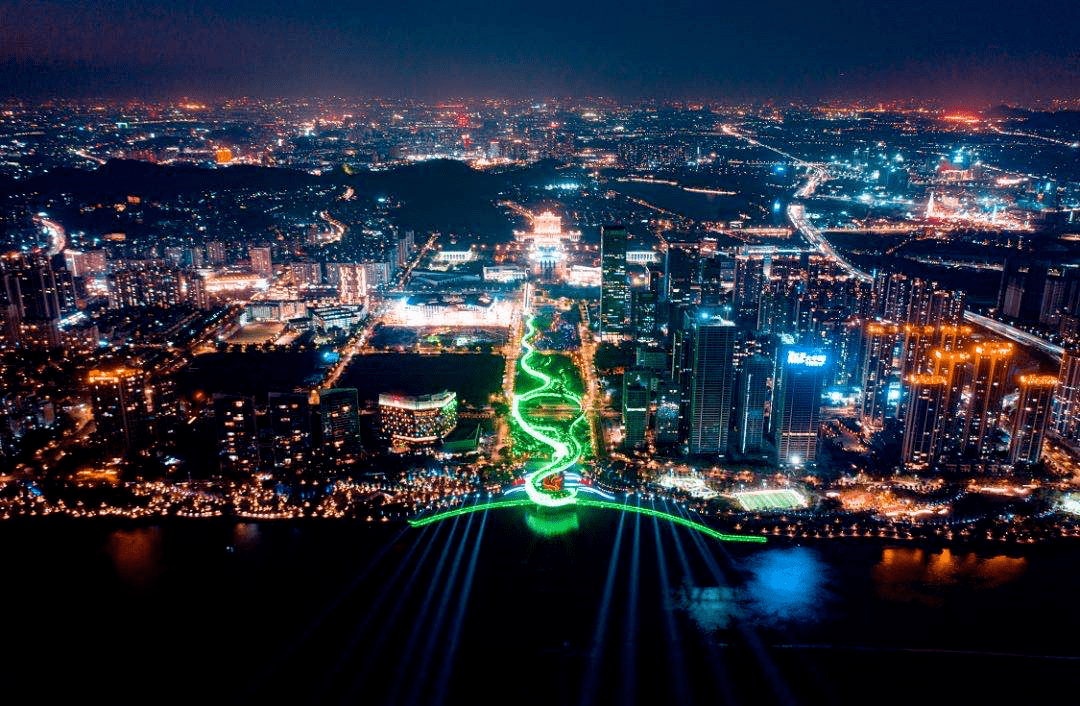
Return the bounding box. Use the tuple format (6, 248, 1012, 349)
(3, 0, 1079, 105)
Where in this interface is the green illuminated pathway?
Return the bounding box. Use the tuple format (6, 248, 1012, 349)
(511, 315, 589, 507)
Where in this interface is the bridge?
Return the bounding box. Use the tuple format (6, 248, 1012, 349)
(409, 313, 765, 544)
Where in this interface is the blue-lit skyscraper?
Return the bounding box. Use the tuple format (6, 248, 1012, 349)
(774, 347, 827, 468)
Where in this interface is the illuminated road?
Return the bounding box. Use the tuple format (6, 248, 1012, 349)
(35, 215, 67, 256)
(728, 125, 1065, 362)
(512, 315, 589, 507)
(963, 310, 1065, 361)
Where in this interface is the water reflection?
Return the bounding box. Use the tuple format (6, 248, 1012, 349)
(675, 582, 736, 632)
(676, 547, 831, 633)
(232, 523, 262, 550)
(525, 510, 580, 538)
(873, 547, 1027, 605)
(741, 547, 830, 624)
(105, 527, 163, 588)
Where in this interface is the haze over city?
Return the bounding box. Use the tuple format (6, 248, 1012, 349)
(3, 0, 1080, 102)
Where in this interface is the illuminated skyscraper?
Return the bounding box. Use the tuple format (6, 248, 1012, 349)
(1, 251, 70, 347)
(859, 322, 900, 433)
(1054, 350, 1080, 445)
(901, 375, 946, 467)
(320, 388, 361, 458)
(213, 394, 260, 475)
(961, 341, 1014, 458)
(268, 392, 311, 471)
(621, 369, 651, 450)
(88, 367, 150, 452)
(599, 225, 628, 339)
(249, 246, 273, 278)
(735, 354, 771, 454)
(774, 347, 827, 467)
(1009, 375, 1056, 464)
(929, 348, 972, 454)
(654, 377, 681, 445)
(688, 314, 737, 456)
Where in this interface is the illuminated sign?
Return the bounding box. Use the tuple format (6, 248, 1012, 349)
(787, 350, 827, 367)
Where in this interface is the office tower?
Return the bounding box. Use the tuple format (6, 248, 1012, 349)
(634, 345, 667, 373)
(960, 341, 1014, 458)
(1009, 375, 1056, 464)
(901, 375, 946, 467)
(379, 391, 457, 448)
(736, 354, 771, 454)
(859, 322, 900, 433)
(734, 255, 765, 321)
(630, 288, 658, 342)
(1, 251, 68, 347)
(654, 377, 682, 445)
(320, 388, 361, 458)
(663, 245, 699, 308)
(998, 258, 1049, 321)
(599, 225, 628, 339)
(774, 347, 827, 467)
(249, 246, 273, 278)
(687, 314, 737, 456)
(1054, 349, 1080, 445)
(206, 241, 227, 266)
(268, 392, 311, 471)
(213, 394, 260, 475)
(88, 367, 151, 452)
(621, 369, 651, 450)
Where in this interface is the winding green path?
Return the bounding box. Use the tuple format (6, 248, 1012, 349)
(511, 315, 588, 508)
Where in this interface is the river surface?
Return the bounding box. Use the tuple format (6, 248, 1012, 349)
(2, 505, 1077, 705)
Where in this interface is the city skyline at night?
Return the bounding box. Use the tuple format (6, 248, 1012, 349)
(5, 4, 1080, 704)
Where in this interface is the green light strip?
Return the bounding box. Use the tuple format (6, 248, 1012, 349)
(407, 498, 766, 544)
(407, 499, 534, 528)
(511, 315, 589, 507)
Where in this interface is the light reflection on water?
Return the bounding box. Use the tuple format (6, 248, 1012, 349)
(872, 547, 1027, 605)
(105, 527, 163, 588)
(677, 546, 832, 633)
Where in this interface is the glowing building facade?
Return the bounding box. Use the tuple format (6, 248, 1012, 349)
(774, 347, 827, 467)
(379, 391, 458, 448)
(1009, 375, 1056, 464)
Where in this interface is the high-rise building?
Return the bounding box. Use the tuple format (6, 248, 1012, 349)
(929, 348, 972, 454)
(1054, 350, 1080, 445)
(1, 251, 70, 347)
(267, 392, 311, 471)
(379, 391, 457, 448)
(206, 241, 227, 266)
(774, 347, 827, 467)
(735, 354, 771, 454)
(599, 225, 628, 339)
(88, 367, 151, 452)
(901, 375, 946, 467)
(629, 289, 658, 342)
(621, 369, 651, 450)
(337, 263, 367, 305)
(734, 256, 765, 322)
(1009, 375, 1056, 464)
(249, 246, 273, 278)
(654, 376, 682, 445)
(961, 341, 1014, 458)
(687, 314, 737, 456)
(320, 388, 361, 458)
(859, 322, 901, 433)
(213, 394, 260, 475)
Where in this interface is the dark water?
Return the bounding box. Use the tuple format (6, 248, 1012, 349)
(2, 506, 1077, 705)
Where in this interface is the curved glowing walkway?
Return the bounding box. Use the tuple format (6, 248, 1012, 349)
(512, 316, 588, 507)
(407, 497, 766, 544)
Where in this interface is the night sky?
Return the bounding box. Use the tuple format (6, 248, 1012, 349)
(2, 0, 1079, 102)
